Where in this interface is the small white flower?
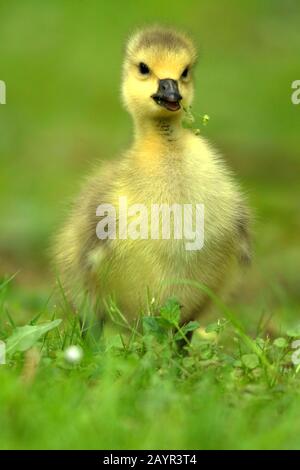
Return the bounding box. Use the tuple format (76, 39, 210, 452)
(64, 345, 83, 364)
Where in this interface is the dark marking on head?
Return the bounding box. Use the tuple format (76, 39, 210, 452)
(126, 26, 197, 64)
(137, 29, 190, 53)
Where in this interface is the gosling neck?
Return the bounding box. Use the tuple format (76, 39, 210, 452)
(133, 114, 184, 147)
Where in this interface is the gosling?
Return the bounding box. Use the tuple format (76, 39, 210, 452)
(54, 26, 251, 327)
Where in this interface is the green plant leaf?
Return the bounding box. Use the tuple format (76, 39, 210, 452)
(159, 298, 181, 325)
(174, 321, 200, 341)
(142, 316, 163, 334)
(205, 322, 219, 333)
(287, 325, 300, 337)
(255, 338, 266, 349)
(273, 337, 288, 348)
(6, 319, 62, 355)
(233, 359, 242, 368)
(241, 353, 259, 370)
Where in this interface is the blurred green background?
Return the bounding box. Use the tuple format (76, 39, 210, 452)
(0, 0, 299, 326)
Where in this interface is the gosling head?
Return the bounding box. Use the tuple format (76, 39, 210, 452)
(122, 26, 197, 122)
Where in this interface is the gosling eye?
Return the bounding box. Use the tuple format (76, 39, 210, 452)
(181, 67, 189, 79)
(139, 62, 150, 75)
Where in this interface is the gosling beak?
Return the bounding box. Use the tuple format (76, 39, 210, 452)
(152, 79, 182, 112)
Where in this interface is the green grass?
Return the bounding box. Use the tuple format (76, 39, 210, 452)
(1, 279, 300, 450)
